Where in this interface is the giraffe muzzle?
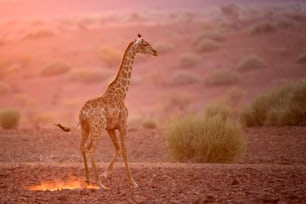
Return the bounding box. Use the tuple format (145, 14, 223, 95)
(152, 50, 158, 56)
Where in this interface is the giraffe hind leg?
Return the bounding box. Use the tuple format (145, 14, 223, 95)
(87, 126, 109, 190)
(100, 129, 121, 181)
(80, 123, 90, 183)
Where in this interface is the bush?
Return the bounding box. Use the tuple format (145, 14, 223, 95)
(195, 39, 219, 53)
(296, 52, 306, 64)
(0, 108, 20, 129)
(25, 29, 55, 39)
(168, 71, 200, 86)
(240, 78, 306, 126)
(163, 105, 245, 163)
(41, 63, 71, 77)
(248, 22, 277, 34)
(154, 42, 173, 54)
(142, 118, 157, 129)
(195, 30, 224, 43)
(0, 82, 12, 94)
(99, 46, 122, 66)
(205, 69, 239, 86)
(69, 68, 111, 84)
(276, 18, 297, 29)
(178, 53, 201, 68)
(220, 4, 239, 19)
(236, 55, 266, 72)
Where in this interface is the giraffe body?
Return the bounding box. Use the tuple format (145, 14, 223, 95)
(59, 35, 157, 189)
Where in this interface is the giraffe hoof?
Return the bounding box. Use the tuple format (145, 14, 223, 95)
(130, 180, 138, 188)
(98, 182, 110, 190)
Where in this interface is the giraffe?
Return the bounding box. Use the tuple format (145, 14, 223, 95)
(56, 34, 157, 189)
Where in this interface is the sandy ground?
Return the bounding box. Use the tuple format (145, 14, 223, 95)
(0, 127, 305, 203)
(1, 1, 306, 203)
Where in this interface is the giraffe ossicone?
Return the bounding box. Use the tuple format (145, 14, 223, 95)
(56, 34, 157, 189)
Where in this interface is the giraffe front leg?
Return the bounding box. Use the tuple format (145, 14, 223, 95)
(119, 126, 138, 188)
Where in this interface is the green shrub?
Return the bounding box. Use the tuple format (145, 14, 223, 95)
(99, 46, 122, 66)
(0, 108, 20, 129)
(195, 39, 219, 53)
(236, 55, 266, 72)
(41, 63, 71, 77)
(205, 69, 239, 86)
(240, 79, 306, 126)
(296, 52, 306, 64)
(248, 22, 277, 34)
(163, 105, 245, 163)
(178, 53, 201, 68)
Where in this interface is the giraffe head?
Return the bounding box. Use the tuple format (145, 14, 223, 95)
(134, 34, 158, 56)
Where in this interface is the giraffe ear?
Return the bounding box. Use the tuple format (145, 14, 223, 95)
(135, 34, 142, 45)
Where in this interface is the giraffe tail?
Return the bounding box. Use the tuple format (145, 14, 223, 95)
(55, 123, 71, 132)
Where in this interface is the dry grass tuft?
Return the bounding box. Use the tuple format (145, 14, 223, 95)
(168, 71, 200, 86)
(142, 117, 157, 129)
(195, 30, 224, 43)
(99, 46, 122, 66)
(25, 29, 55, 39)
(205, 69, 239, 86)
(0, 82, 12, 94)
(41, 63, 71, 77)
(236, 55, 266, 72)
(0, 108, 20, 129)
(195, 39, 220, 53)
(248, 21, 277, 34)
(296, 52, 306, 64)
(241, 78, 306, 126)
(154, 42, 173, 54)
(163, 104, 245, 163)
(69, 68, 112, 84)
(178, 53, 201, 68)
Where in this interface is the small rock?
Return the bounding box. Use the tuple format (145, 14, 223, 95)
(231, 178, 239, 185)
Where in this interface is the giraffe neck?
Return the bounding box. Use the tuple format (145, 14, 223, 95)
(104, 41, 137, 101)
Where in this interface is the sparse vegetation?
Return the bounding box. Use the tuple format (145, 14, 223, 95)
(142, 117, 157, 129)
(195, 39, 219, 53)
(248, 21, 277, 34)
(25, 29, 55, 39)
(163, 105, 245, 163)
(226, 87, 244, 106)
(220, 4, 239, 19)
(236, 55, 266, 72)
(99, 46, 122, 66)
(168, 71, 200, 86)
(178, 53, 201, 68)
(296, 52, 306, 64)
(154, 42, 173, 54)
(0, 82, 12, 94)
(0, 108, 20, 129)
(205, 69, 239, 86)
(41, 63, 71, 77)
(195, 30, 224, 43)
(69, 68, 111, 84)
(276, 17, 297, 29)
(241, 79, 306, 126)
